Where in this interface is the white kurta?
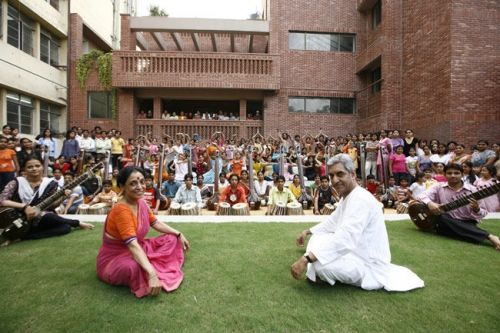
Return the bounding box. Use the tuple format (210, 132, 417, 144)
(306, 186, 424, 291)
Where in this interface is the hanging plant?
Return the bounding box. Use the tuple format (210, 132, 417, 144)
(76, 50, 113, 90)
(96, 52, 112, 89)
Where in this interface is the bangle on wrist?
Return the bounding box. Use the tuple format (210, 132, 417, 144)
(21, 204, 28, 212)
(176, 232, 182, 239)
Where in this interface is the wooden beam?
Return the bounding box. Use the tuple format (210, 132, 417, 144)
(230, 34, 235, 52)
(151, 32, 168, 50)
(248, 34, 254, 53)
(136, 32, 149, 50)
(191, 33, 200, 51)
(171, 32, 183, 51)
(211, 33, 218, 52)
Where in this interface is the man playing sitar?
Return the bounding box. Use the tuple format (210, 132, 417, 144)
(416, 163, 500, 251)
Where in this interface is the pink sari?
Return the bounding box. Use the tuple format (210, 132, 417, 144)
(96, 200, 184, 297)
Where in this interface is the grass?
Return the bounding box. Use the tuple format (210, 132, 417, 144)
(0, 220, 499, 333)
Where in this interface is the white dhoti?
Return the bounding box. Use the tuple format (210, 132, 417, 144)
(306, 233, 424, 292)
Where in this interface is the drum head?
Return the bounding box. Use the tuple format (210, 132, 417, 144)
(170, 202, 181, 209)
(181, 202, 196, 210)
(233, 203, 247, 209)
(78, 204, 90, 210)
(286, 202, 301, 209)
(91, 203, 107, 209)
(219, 202, 231, 208)
(324, 203, 335, 209)
(276, 201, 286, 208)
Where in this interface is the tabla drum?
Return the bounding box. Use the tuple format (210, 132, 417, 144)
(286, 202, 304, 215)
(89, 203, 110, 215)
(169, 202, 181, 215)
(181, 202, 200, 216)
(268, 201, 287, 215)
(217, 202, 232, 216)
(322, 203, 337, 215)
(232, 203, 250, 216)
(396, 202, 409, 214)
(77, 204, 90, 215)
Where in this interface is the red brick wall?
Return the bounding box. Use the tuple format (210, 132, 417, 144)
(68, 4, 499, 144)
(265, 0, 363, 138)
(401, 0, 453, 142)
(69, 14, 118, 134)
(449, 0, 500, 144)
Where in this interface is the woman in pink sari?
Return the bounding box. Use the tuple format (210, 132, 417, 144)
(96, 166, 190, 297)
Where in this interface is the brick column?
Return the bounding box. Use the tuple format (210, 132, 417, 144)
(117, 89, 135, 139)
(239, 99, 247, 138)
(120, 14, 136, 50)
(153, 97, 161, 119)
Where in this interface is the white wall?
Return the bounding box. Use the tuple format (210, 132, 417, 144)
(71, 0, 115, 47)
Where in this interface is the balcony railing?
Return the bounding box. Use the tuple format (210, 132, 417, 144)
(135, 119, 264, 140)
(113, 51, 280, 90)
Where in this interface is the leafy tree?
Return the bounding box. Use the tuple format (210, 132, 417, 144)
(149, 5, 168, 16)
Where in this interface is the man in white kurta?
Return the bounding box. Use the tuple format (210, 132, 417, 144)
(291, 154, 424, 292)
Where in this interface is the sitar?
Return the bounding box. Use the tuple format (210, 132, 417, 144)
(409, 182, 500, 231)
(246, 146, 261, 210)
(206, 151, 220, 211)
(0, 163, 103, 241)
(296, 151, 313, 209)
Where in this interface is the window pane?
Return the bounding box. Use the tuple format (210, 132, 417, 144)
(306, 33, 330, 51)
(330, 99, 339, 113)
(330, 34, 339, 51)
(7, 101, 19, 130)
(288, 98, 305, 112)
(89, 92, 112, 118)
(339, 99, 355, 114)
(288, 32, 305, 50)
(22, 21, 33, 55)
(306, 98, 330, 113)
(50, 41, 59, 66)
(339, 35, 354, 52)
(40, 34, 50, 63)
(7, 16, 19, 48)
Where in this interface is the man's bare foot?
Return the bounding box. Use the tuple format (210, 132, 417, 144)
(79, 222, 94, 230)
(488, 235, 500, 251)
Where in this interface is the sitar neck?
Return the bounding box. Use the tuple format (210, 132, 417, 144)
(36, 163, 102, 211)
(441, 182, 500, 213)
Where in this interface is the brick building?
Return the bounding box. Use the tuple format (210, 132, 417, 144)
(69, 0, 499, 144)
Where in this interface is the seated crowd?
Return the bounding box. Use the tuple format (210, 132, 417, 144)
(0, 124, 498, 216)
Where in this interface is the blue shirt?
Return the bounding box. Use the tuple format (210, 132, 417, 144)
(162, 180, 181, 198)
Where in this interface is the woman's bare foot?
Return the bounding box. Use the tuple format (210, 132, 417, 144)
(488, 235, 500, 251)
(79, 222, 94, 230)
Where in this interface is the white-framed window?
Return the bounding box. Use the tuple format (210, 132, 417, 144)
(40, 30, 60, 67)
(40, 101, 61, 134)
(88, 91, 113, 119)
(7, 5, 34, 55)
(6, 92, 33, 134)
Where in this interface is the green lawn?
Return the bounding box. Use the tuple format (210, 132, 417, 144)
(1, 220, 499, 333)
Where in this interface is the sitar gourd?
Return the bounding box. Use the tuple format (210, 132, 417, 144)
(0, 163, 103, 241)
(409, 182, 500, 231)
(206, 150, 220, 211)
(246, 146, 261, 210)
